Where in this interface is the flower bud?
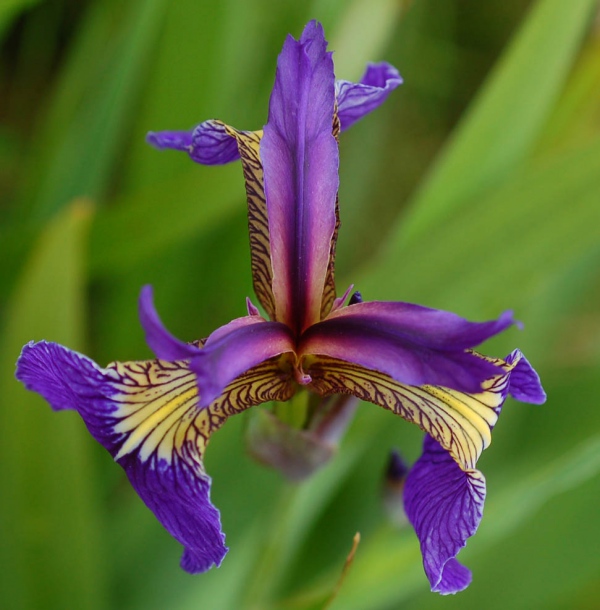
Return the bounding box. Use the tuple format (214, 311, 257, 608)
(382, 450, 409, 527)
(245, 393, 358, 481)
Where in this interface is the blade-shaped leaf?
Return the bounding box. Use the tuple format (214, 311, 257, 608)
(88, 163, 242, 275)
(0, 201, 108, 610)
(388, 0, 597, 248)
(359, 138, 600, 318)
(22, 0, 168, 221)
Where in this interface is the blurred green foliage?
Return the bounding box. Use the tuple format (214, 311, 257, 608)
(1, 0, 599, 609)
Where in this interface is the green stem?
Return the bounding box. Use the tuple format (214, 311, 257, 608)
(241, 482, 302, 609)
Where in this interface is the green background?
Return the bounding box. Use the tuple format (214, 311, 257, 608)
(1, 0, 599, 608)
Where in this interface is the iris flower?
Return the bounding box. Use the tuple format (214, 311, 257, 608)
(16, 21, 545, 595)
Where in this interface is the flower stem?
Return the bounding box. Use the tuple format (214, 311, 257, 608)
(241, 481, 301, 609)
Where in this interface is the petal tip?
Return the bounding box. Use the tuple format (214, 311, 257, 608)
(506, 349, 546, 405)
(15, 340, 101, 412)
(138, 285, 198, 362)
(145, 129, 193, 152)
(146, 131, 161, 148)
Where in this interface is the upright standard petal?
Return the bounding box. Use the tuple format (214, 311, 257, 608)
(300, 301, 515, 393)
(403, 435, 484, 594)
(261, 21, 339, 334)
(336, 62, 403, 131)
(16, 341, 295, 572)
(190, 316, 295, 408)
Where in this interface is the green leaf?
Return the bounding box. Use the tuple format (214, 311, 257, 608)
(329, 0, 406, 80)
(359, 138, 600, 320)
(388, 0, 597, 248)
(536, 37, 600, 156)
(22, 0, 168, 221)
(0, 0, 41, 40)
(88, 163, 242, 275)
(293, 435, 600, 610)
(0, 201, 108, 610)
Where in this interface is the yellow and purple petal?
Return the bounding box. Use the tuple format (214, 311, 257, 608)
(261, 21, 339, 334)
(16, 341, 295, 573)
(403, 435, 484, 594)
(139, 284, 294, 407)
(306, 349, 543, 471)
(336, 62, 403, 131)
(219, 124, 277, 319)
(191, 315, 295, 408)
(16, 341, 227, 572)
(301, 301, 516, 393)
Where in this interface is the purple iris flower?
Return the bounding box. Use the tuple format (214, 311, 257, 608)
(16, 21, 545, 594)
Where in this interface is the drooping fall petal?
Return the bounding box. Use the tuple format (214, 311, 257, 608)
(306, 349, 538, 471)
(16, 341, 295, 572)
(403, 435, 484, 595)
(16, 341, 227, 572)
(261, 21, 339, 334)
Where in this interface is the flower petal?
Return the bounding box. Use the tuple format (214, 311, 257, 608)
(146, 120, 241, 165)
(191, 316, 295, 408)
(306, 350, 528, 470)
(404, 435, 484, 595)
(16, 341, 295, 572)
(505, 349, 546, 404)
(261, 21, 339, 334)
(138, 285, 199, 361)
(301, 301, 515, 393)
(219, 123, 277, 319)
(336, 62, 403, 131)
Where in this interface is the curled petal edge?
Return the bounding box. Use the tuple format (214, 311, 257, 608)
(336, 61, 403, 131)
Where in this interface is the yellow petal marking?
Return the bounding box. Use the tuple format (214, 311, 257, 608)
(219, 122, 276, 319)
(106, 355, 295, 466)
(306, 351, 521, 470)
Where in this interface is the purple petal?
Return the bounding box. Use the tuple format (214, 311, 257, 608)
(138, 285, 199, 361)
(191, 316, 294, 408)
(301, 301, 515, 393)
(403, 435, 485, 594)
(261, 20, 339, 334)
(146, 129, 193, 152)
(336, 62, 403, 131)
(505, 349, 546, 404)
(146, 120, 241, 166)
(15, 341, 228, 572)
